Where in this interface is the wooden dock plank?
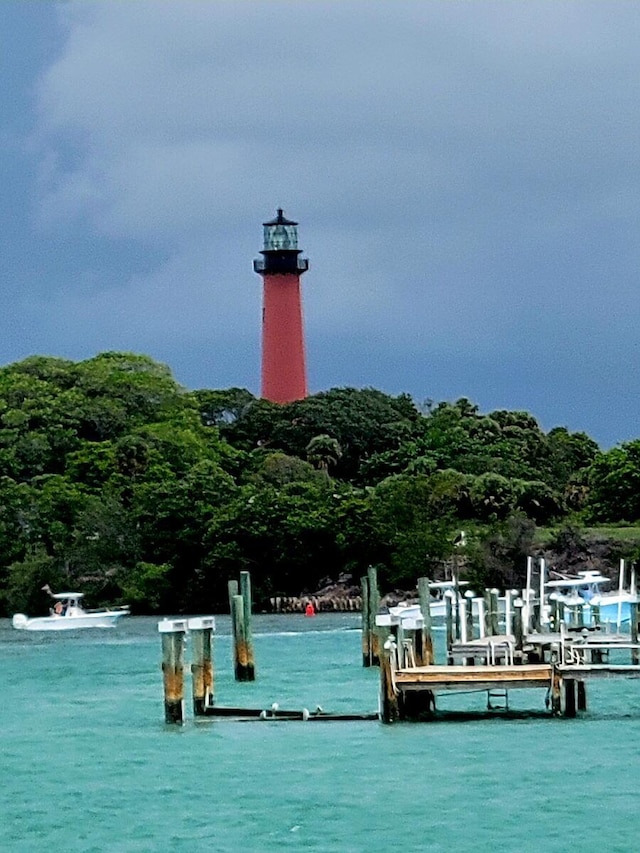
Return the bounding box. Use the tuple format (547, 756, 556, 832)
(394, 664, 552, 692)
(558, 664, 640, 679)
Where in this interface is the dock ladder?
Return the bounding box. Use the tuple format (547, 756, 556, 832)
(487, 688, 509, 711)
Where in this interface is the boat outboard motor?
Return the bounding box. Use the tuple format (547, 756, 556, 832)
(12, 614, 28, 629)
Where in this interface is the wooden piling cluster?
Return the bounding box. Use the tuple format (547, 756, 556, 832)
(228, 571, 256, 681)
(158, 616, 215, 725)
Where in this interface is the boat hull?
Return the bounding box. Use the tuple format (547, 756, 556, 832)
(12, 611, 129, 631)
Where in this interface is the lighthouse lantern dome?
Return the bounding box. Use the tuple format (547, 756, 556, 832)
(263, 208, 298, 252)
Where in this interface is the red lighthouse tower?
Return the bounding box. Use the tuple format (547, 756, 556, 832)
(253, 209, 309, 403)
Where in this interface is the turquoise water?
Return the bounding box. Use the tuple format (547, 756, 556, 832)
(2, 614, 640, 852)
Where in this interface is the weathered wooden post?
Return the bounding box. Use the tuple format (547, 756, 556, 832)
(445, 591, 454, 664)
(158, 618, 188, 725)
(232, 593, 254, 681)
(630, 600, 639, 666)
(228, 577, 238, 653)
(538, 557, 546, 628)
(189, 616, 215, 716)
(504, 589, 515, 637)
(463, 590, 473, 641)
(239, 571, 256, 680)
(564, 678, 577, 718)
(550, 643, 562, 716)
(367, 565, 381, 667)
(379, 638, 400, 724)
(361, 575, 371, 666)
(524, 556, 534, 635)
(482, 590, 493, 636)
(489, 588, 500, 636)
(513, 597, 524, 658)
(417, 576, 434, 665)
(549, 593, 559, 632)
(476, 595, 487, 639)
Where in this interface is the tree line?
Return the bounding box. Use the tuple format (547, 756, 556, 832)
(0, 352, 636, 616)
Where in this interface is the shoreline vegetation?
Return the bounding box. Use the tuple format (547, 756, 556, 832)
(1, 351, 640, 618)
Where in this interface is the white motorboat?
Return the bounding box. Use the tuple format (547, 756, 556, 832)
(546, 571, 636, 626)
(388, 581, 474, 621)
(12, 592, 130, 631)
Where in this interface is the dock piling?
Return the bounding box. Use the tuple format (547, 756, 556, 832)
(239, 571, 256, 680)
(159, 618, 188, 725)
(361, 575, 371, 666)
(367, 565, 381, 667)
(417, 576, 434, 665)
(379, 639, 400, 724)
(189, 616, 215, 715)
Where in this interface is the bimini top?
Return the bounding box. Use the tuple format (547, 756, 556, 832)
(51, 592, 84, 600)
(546, 574, 610, 588)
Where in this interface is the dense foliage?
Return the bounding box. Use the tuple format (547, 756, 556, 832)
(0, 352, 634, 615)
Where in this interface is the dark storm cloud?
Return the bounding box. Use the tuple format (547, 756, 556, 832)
(2, 1, 639, 444)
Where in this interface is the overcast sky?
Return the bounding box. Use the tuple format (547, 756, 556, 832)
(1, 1, 639, 447)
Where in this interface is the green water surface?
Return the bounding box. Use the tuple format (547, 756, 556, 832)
(1, 614, 638, 852)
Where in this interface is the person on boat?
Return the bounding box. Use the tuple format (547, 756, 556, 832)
(54, 601, 63, 615)
(305, 602, 316, 617)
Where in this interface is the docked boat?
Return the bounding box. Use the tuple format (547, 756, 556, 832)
(546, 571, 636, 626)
(388, 581, 474, 621)
(12, 592, 130, 631)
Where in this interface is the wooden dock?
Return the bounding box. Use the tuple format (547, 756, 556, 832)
(376, 573, 640, 723)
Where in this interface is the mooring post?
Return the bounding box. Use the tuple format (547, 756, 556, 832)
(576, 680, 587, 712)
(630, 600, 639, 665)
(445, 591, 454, 664)
(239, 571, 256, 680)
(482, 590, 492, 636)
(189, 616, 215, 716)
(476, 596, 487, 639)
(489, 588, 500, 636)
(538, 557, 547, 628)
(417, 576, 434, 665)
(564, 679, 577, 718)
(550, 643, 562, 716)
(465, 590, 475, 641)
(504, 589, 514, 636)
(158, 618, 188, 725)
(367, 565, 381, 667)
(361, 575, 371, 666)
(513, 598, 524, 657)
(231, 593, 253, 681)
(379, 638, 400, 724)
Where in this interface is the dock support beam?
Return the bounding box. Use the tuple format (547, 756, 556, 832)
(576, 680, 587, 712)
(189, 616, 215, 715)
(159, 618, 188, 725)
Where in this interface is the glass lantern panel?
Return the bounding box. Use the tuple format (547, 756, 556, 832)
(263, 223, 298, 251)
